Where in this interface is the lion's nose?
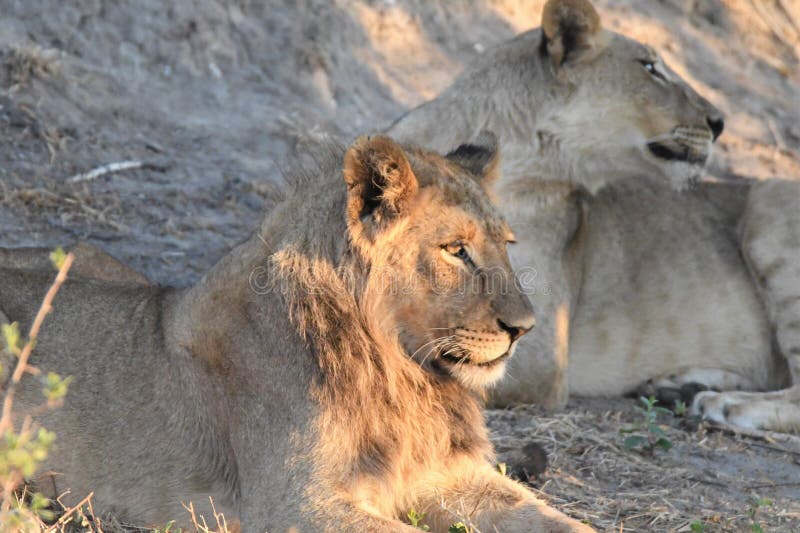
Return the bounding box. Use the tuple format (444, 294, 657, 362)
(707, 115, 724, 141)
(498, 317, 535, 343)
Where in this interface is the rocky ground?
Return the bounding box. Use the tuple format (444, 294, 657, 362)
(1, 1, 799, 531)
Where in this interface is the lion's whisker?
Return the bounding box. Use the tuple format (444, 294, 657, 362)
(411, 335, 453, 363)
(420, 336, 456, 367)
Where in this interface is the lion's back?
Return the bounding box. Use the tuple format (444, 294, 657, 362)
(0, 269, 215, 521)
(1, 270, 174, 433)
(1, 268, 163, 370)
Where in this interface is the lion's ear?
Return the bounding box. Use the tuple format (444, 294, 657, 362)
(343, 135, 419, 241)
(446, 131, 500, 188)
(541, 0, 602, 68)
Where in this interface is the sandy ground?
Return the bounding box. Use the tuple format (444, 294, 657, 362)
(1, 0, 799, 531)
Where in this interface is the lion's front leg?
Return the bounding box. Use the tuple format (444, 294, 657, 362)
(421, 465, 594, 533)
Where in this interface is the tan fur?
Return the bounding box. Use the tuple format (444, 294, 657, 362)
(388, 0, 723, 193)
(0, 136, 591, 531)
(388, 0, 800, 433)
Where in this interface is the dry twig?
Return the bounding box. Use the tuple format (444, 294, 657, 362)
(0, 252, 74, 435)
(45, 491, 95, 532)
(66, 161, 169, 184)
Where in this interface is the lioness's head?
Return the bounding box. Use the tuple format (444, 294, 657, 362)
(540, 0, 723, 187)
(343, 133, 535, 390)
(387, 0, 724, 191)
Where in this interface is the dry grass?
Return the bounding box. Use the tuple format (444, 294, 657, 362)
(1, 46, 59, 89)
(70, 497, 237, 533)
(489, 400, 800, 532)
(0, 184, 125, 233)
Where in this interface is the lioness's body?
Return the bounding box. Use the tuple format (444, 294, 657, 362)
(569, 180, 781, 396)
(1, 138, 590, 531)
(493, 178, 794, 402)
(389, 0, 800, 431)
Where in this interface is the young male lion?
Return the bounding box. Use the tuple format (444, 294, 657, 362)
(0, 135, 592, 531)
(388, 0, 800, 433)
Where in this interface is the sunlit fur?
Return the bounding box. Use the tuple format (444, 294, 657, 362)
(0, 136, 590, 531)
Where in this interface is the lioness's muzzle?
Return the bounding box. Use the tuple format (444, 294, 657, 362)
(648, 125, 713, 165)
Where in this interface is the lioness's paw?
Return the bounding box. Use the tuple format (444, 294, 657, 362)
(691, 391, 765, 430)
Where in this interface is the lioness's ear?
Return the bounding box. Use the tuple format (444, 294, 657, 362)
(541, 0, 602, 68)
(343, 135, 419, 241)
(446, 131, 500, 188)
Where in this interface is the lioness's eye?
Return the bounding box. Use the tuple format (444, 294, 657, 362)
(639, 59, 665, 80)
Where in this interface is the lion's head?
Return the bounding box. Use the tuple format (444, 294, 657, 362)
(341, 133, 535, 390)
(387, 0, 724, 191)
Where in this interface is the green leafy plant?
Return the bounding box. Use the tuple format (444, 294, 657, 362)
(407, 509, 430, 531)
(673, 399, 688, 417)
(495, 462, 507, 476)
(49, 247, 67, 270)
(748, 495, 773, 533)
(448, 522, 471, 533)
(152, 520, 183, 533)
(619, 396, 674, 455)
(689, 519, 707, 532)
(42, 372, 73, 405)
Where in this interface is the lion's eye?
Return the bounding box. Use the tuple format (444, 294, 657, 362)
(444, 242, 470, 262)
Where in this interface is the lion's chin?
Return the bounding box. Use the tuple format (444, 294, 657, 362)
(437, 350, 512, 390)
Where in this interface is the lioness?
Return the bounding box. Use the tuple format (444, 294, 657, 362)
(0, 135, 592, 531)
(388, 0, 800, 432)
(389, 0, 724, 194)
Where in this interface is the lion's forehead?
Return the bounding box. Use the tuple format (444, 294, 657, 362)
(401, 200, 508, 261)
(480, 213, 511, 242)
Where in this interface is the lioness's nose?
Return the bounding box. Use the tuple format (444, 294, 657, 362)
(498, 317, 535, 343)
(707, 115, 724, 141)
